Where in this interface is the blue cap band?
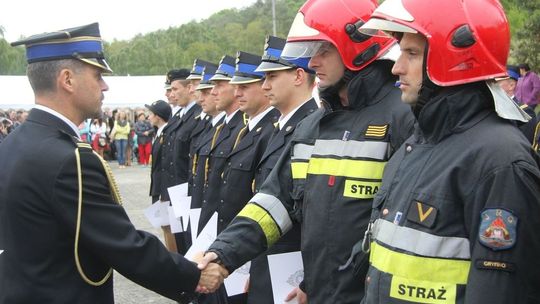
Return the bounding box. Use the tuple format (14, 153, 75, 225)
(237, 62, 265, 78)
(26, 40, 103, 62)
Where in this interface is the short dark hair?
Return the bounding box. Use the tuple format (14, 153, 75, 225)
(518, 63, 531, 71)
(27, 59, 85, 93)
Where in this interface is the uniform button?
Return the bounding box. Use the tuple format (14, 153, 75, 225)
(406, 145, 412, 153)
(170, 162, 173, 165)
(382, 209, 389, 216)
(366, 276, 371, 284)
(220, 151, 223, 155)
(219, 219, 224, 223)
(203, 200, 206, 203)
(239, 163, 243, 167)
(223, 180, 227, 184)
(220, 199, 224, 203)
(228, 162, 231, 166)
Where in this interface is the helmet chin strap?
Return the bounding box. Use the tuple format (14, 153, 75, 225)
(413, 42, 439, 118)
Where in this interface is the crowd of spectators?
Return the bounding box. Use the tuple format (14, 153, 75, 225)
(1, 107, 155, 166)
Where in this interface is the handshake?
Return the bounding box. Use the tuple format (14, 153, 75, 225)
(193, 251, 228, 294)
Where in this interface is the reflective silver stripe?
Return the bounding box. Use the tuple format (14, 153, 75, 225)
(252, 193, 293, 233)
(292, 143, 314, 160)
(372, 219, 471, 259)
(293, 140, 388, 161)
(313, 139, 388, 160)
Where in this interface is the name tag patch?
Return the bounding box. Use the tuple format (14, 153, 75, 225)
(478, 208, 517, 251)
(390, 276, 456, 304)
(343, 180, 380, 199)
(475, 259, 515, 272)
(407, 201, 438, 228)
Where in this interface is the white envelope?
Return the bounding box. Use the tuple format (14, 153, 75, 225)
(267, 251, 304, 304)
(189, 208, 202, 242)
(143, 200, 170, 228)
(224, 261, 250, 296)
(168, 205, 183, 233)
(185, 212, 217, 260)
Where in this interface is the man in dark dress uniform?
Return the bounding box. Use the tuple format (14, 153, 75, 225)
(0, 23, 226, 304)
(197, 55, 246, 236)
(245, 35, 319, 304)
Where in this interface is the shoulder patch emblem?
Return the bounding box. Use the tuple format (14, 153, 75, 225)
(479, 208, 517, 251)
(407, 201, 437, 228)
(365, 124, 388, 139)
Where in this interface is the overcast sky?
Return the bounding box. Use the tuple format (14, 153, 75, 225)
(1, 0, 258, 42)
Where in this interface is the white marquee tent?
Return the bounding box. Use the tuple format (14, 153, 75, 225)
(0, 75, 167, 110)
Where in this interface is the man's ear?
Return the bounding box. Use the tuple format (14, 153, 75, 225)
(57, 68, 76, 93)
(294, 68, 305, 86)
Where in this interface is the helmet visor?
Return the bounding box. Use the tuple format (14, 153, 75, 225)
(359, 18, 417, 37)
(282, 41, 331, 60)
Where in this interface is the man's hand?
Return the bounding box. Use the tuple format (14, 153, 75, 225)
(285, 287, 307, 304)
(193, 252, 228, 293)
(196, 251, 219, 270)
(195, 262, 228, 293)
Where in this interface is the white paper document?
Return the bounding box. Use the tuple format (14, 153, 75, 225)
(168, 183, 192, 231)
(185, 212, 217, 260)
(167, 182, 188, 199)
(267, 251, 304, 304)
(168, 206, 184, 233)
(225, 261, 251, 297)
(144, 200, 170, 228)
(189, 208, 202, 242)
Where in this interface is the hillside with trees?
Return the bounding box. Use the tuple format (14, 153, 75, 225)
(0, 0, 538, 75)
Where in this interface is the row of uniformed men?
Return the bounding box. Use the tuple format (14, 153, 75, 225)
(146, 35, 319, 303)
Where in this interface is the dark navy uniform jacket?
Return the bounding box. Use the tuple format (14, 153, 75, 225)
(150, 123, 171, 200)
(217, 108, 280, 233)
(161, 104, 202, 201)
(198, 110, 246, 234)
(188, 114, 212, 195)
(0, 109, 200, 303)
(248, 99, 318, 304)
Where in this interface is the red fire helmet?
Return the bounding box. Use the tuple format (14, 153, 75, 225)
(282, 0, 397, 71)
(360, 0, 510, 86)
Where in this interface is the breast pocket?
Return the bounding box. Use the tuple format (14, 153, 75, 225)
(405, 192, 461, 234)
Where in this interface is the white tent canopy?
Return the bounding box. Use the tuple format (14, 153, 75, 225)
(0, 75, 167, 110)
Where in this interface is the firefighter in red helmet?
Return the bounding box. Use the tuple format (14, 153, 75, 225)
(358, 0, 540, 302)
(199, 0, 415, 302)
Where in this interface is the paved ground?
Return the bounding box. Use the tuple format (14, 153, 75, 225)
(110, 162, 176, 304)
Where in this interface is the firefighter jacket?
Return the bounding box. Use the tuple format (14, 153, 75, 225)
(362, 83, 540, 304)
(208, 61, 415, 303)
(217, 108, 279, 234)
(197, 110, 246, 234)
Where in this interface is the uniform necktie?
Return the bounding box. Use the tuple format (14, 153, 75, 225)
(204, 123, 225, 185)
(232, 126, 248, 150)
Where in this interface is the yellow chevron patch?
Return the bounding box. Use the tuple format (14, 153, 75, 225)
(365, 124, 388, 139)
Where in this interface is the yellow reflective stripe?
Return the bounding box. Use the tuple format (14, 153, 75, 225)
(237, 203, 281, 247)
(291, 161, 308, 179)
(308, 158, 386, 179)
(390, 276, 457, 303)
(370, 242, 470, 285)
(343, 180, 381, 199)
